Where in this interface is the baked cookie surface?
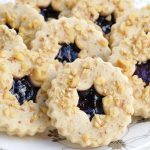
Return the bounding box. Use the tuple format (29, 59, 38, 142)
(31, 17, 111, 62)
(72, 0, 133, 35)
(46, 57, 134, 147)
(0, 25, 62, 136)
(109, 7, 150, 118)
(0, 55, 50, 136)
(0, 3, 44, 47)
(110, 7, 150, 48)
(0, 25, 27, 51)
(16, 0, 52, 8)
(16, 0, 79, 20)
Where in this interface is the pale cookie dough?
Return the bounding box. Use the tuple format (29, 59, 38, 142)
(0, 25, 33, 78)
(46, 57, 134, 147)
(0, 25, 63, 85)
(0, 57, 50, 136)
(31, 17, 111, 62)
(109, 7, 150, 118)
(0, 3, 44, 47)
(16, 0, 79, 18)
(51, 0, 79, 17)
(72, 0, 133, 35)
(0, 25, 27, 51)
(16, 0, 52, 8)
(30, 55, 63, 86)
(0, 49, 62, 85)
(0, 26, 63, 136)
(110, 6, 150, 47)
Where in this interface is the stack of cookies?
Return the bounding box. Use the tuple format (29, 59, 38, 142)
(0, 0, 149, 148)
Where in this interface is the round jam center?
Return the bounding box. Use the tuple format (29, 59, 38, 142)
(96, 14, 115, 34)
(10, 76, 39, 105)
(55, 43, 80, 63)
(77, 86, 105, 121)
(134, 60, 150, 85)
(40, 5, 60, 21)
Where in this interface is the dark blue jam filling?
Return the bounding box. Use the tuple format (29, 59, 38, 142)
(134, 60, 150, 86)
(77, 86, 105, 121)
(40, 5, 60, 21)
(10, 76, 39, 105)
(55, 43, 80, 63)
(96, 14, 115, 34)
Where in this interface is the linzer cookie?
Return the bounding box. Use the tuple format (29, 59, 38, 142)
(0, 57, 50, 136)
(31, 17, 111, 62)
(16, 0, 79, 20)
(72, 0, 133, 35)
(0, 25, 63, 136)
(109, 7, 150, 118)
(0, 3, 44, 47)
(46, 57, 134, 147)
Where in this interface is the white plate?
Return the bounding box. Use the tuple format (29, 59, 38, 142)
(0, 0, 150, 150)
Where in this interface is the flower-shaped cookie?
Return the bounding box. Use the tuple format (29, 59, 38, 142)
(109, 7, 150, 118)
(0, 3, 44, 47)
(31, 17, 111, 62)
(46, 57, 134, 147)
(0, 25, 62, 136)
(16, 0, 79, 20)
(72, 0, 133, 35)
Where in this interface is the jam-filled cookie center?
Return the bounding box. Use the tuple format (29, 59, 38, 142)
(77, 86, 105, 121)
(55, 43, 80, 63)
(96, 14, 115, 34)
(134, 60, 150, 85)
(10, 76, 39, 105)
(40, 5, 60, 21)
